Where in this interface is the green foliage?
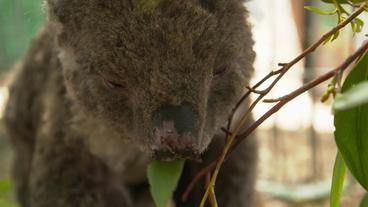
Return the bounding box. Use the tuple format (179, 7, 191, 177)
(330, 152, 347, 207)
(334, 52, 368, 191)
(333, 81, 368, 110)
(147, 160, 185, 207)
(305, 6, 336, 15)
(305, 0, 367, 43)
(351, 17, 365, 33)
(321, 78, 338, 102)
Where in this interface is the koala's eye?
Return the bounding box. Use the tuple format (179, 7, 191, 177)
(100, 76, 126, 90)
(213, 66, 228, 77)
(104, 79, 126, 90)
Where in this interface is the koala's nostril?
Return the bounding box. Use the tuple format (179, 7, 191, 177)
(153, 103, 197, 136)
(152, 103, 201, 160)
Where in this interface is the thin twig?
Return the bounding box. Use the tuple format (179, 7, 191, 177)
(229, 1, 368, 144)
(226, 68, 283, 130)
(205, 173, 217, 207)
(181, 162, 216, 201)
(246, 86, 267, 95)
(262, 98, 281, 103)
(264, 41, 368, 103)
(221, 128, 233, 136)
(231, 41, 368, 154)
(199, 132, 234, 207)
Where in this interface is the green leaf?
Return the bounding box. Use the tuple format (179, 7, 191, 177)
(360, 193, 368, 207)
(330, 152, 347, 207)
(334, 52, 368, 191)
(148, 160, 185, 207)
(351, 18, 365, 33)
(355, 18, 365, 30)
(304, 6, 335, 15)
(333, 81, 368, 111)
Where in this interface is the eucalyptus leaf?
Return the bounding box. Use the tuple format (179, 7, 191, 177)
(330, 152, 347, 207)
(304, 6, 334, 15)
(354, 18, 365, 33)
(333, 81, 368, 111)
(148, 160, 185, 207)
(334, 52, 368, 191)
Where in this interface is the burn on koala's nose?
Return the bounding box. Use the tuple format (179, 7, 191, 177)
(152, 103, 198, 148)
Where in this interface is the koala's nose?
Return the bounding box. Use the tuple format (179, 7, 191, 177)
(152, 103, 200, 158)
(153, 103, 197, 136)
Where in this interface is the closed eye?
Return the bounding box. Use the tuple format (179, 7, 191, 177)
(99, 74, 127, 90)
(213, 66, 228, 77)
(104, 79, 126, 89)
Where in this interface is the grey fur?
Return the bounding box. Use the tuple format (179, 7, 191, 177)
(4, 0, 257, 206)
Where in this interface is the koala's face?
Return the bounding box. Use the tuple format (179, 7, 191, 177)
(48, 0, 254, 160)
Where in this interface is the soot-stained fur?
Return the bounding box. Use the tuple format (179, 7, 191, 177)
(4, 0, 258, 206)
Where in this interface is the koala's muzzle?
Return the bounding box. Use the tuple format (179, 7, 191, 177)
(152, 103, 201, 160)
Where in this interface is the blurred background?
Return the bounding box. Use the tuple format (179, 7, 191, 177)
(0, 0, 367, 206)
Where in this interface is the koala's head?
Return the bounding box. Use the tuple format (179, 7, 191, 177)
(47, 0, 254, 160)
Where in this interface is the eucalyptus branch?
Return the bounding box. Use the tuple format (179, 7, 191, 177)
(231, 41, 368, 152)
(225, 68, 283, 130)
(226, 1, 368, 151)
(181, 3, 368, 203)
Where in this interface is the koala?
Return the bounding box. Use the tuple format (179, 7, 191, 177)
(4, 0, 257, 206)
